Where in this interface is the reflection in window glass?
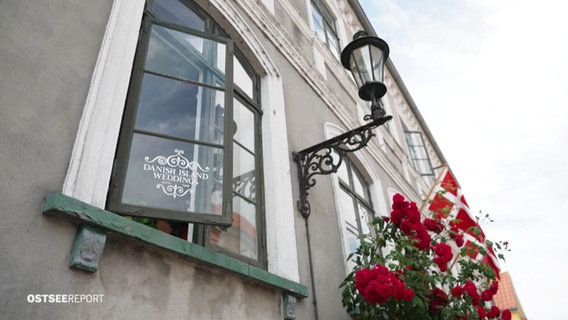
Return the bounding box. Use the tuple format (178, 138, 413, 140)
(146, 25, 226, 87)
(211, 196, 257, 259)
(153, 0, 205, 31)
(134, 73, 225, 145)
(233, 99, 255, 152)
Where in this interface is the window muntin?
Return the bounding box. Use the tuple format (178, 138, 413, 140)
(404, 131, 434, 176)
(107, 2, 234, 225)
(310, 0, 340, 57)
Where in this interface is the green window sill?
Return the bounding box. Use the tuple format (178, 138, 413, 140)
(42, 192, 308, 298)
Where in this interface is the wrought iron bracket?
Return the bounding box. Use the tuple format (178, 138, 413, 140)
(292, 116, 392, 219)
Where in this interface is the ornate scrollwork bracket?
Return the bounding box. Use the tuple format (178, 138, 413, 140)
(292, 116, 392, 219)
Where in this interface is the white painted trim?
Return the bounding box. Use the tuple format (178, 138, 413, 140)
(62, 0, 145, 208)
(261, 75, 300, 282)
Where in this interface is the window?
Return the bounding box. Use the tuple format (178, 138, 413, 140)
(107, 0, 264, 265)
(205, 53, 265, 264)
(310, 0, 340, 58)
(335, 156, 375, 270)
(404, 131, 434, 176)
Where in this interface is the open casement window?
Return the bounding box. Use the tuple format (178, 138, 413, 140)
(404, 131, 435, 177)
(107, 1, 234, 226)
(335, 156, 375, 271)
(310, 0, 340, 58)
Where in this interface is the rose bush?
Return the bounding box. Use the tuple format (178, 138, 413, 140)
(340, 193, 510, 320)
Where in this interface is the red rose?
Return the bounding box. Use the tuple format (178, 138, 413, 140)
(402, 288, 415, 301)
(390, 209, 404, 225)
(455, 233, 464, 247)
(354, 268, 377, 293)
(476, 306, 486, 318)
(486, 306, 500, 318)
(450, 286, 464, 297)
(501, 309, 512, 320)
(424, 218, 442, 233)
(464, 280, 480, 305)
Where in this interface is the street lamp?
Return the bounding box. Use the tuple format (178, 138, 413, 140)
(341, 30, 390, 120)
(293, 31, 391, 219)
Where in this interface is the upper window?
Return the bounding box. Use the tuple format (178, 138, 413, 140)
(310, 0, 340, 58)
(404, 131, 434, 176)
(335, 156, 375, 270)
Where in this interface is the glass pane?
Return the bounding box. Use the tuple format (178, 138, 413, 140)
(234, 57, 254, 99)
(134, 73, 225, 144)
(336, 157, 349, 184)
(370, 46, 386, 83)
(121, 133, 223, 216)
(233, 99, 255, 152)
(233, 144, 256, 201)
(326, 28, 340, 58)
(311, 4, 326, 42)
(340, 189, 359, 269)
(153, 0, 205, 31)
(357, 201, 372, 235)
(210, 196, 257, 259)
(349, 46, 372, 88)
(352, 169, 368, 201)
(146, 24, 226, 87)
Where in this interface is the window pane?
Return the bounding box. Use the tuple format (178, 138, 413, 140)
(357, 201, 372, 235)
(121, 133, 223, 216)
(233, 144, 256, 200)
(339, 189, 359, 269)
(234, 57, 254, 99)
(211, 195, 258, 259)
(233, 99, 255, 152)
(352, 169, 369, 201)
(146, 25, 226, 87)
(134, 73, 225, 144)
(153, 0, 205, 31)
(326, 27, 340, 58)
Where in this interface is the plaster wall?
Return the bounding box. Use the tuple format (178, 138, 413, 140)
(0, 1, 286, 319)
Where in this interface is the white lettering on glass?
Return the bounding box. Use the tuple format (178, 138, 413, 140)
(143, 149, 210, 198)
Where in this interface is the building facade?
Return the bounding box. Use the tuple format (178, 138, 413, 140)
(0, 0, 446, 319)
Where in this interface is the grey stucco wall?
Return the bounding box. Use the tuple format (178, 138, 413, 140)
(0, 0, 113, 317)
(0, 1, 286, 319)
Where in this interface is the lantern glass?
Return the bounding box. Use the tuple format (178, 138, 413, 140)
(349, 44, 386, 89)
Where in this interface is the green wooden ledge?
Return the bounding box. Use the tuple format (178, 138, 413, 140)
(42, 192, 308, 298)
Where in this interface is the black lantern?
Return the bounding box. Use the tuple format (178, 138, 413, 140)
(293, 31, 392, 219)
(341, 31, 390, 120)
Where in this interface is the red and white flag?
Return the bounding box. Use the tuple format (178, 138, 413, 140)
(422, 165, 485, 242)
(422, 165, 500, 278)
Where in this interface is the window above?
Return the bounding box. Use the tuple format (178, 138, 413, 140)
(310, 0, 340, 58)
(404, 131, 435, 176)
